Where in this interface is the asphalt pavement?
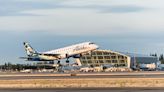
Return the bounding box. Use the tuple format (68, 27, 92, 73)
(0, 88, 163, 92)
(0, 71, 164, 80)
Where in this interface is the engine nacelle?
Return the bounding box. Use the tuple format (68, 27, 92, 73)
(73, 54, 81, 58)
(60, 54, 69, 58)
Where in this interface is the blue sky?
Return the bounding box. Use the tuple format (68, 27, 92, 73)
(0, 0, 164, 64)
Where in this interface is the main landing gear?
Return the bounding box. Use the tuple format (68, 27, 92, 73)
(57, 58, 70, 65)
(65, 54, 70, 64)
(56, 60, 63, 72)
(66, 58, 70, 64)
(57, 60, 61, 66)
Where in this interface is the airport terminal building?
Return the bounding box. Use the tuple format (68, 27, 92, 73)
(76, 50, 158, 69)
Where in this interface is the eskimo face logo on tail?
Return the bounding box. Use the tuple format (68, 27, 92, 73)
(26, 47, 34, 55)
(24, 42, 36, 56)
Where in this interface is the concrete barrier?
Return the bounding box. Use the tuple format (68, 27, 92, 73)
(0, 78, 163, 88)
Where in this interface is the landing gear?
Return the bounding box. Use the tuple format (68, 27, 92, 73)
(65, 54, 70, 64)
(80, 54, 83, 57)
(66, 59, 69, 64)
(57, 60, 62, 67)
(56, 60, 63, 72)
(57, 60, 60, 64)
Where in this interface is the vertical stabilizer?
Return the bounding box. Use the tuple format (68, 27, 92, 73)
(23, 42, 37, 56)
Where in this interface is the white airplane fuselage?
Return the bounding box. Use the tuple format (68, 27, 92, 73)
(22, 42, 99, 61)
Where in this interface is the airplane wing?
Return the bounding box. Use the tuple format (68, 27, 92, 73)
(19, 57, 54, 61)
(19, 57, 38, 61)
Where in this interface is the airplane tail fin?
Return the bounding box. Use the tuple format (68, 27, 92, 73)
(23, 42, 37, 56)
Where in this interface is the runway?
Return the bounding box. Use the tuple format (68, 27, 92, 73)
(0, 88, 163, 92)
(0, 71, 163, 88)
(0, 71, 164, 80)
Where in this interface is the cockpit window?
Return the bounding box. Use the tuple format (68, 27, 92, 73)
(89, 42, 95, 45)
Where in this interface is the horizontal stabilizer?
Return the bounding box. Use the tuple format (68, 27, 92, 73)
(19, 57, 29, 59)
(19, 57, 47, 61)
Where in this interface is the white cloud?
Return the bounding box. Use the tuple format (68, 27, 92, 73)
(0, 0, 164, 36)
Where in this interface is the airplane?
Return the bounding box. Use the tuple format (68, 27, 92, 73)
(20, 42, 99, 64)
